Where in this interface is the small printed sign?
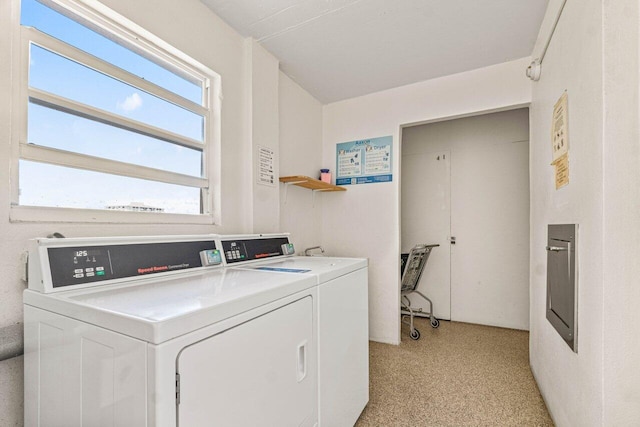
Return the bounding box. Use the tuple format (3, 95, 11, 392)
(551, 91, 570, 190)
(256, 145, 275, 186)
(336, 136, 392, 185)
(553, 153, 569, 189)
(551, 91, 569, 163)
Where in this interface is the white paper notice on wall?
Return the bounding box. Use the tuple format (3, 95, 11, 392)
(256, 145, 276, 186)
(551, 91, 569, 163)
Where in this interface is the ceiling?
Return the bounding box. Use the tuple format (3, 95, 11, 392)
(201, 0, 549, 104)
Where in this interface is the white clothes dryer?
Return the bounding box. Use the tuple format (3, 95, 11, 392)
(218, 234, 369, 427)
(24, 235, 318, 427)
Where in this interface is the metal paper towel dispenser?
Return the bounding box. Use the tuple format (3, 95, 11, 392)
(546, 224, 578, 352)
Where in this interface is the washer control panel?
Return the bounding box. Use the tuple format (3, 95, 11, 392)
(42, 239, 219, 289)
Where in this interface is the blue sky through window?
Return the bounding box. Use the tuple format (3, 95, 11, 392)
(29, 45, 204, 141)
(21, 0, 202, 104)
(28, 103, 202, 176)
(19, 0, 207, 215)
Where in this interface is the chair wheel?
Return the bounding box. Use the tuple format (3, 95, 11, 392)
(430, 318, 440, 328)
(409, 329, 420, 340)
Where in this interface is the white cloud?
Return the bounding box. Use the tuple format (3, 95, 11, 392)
(117, 92, 143, 112)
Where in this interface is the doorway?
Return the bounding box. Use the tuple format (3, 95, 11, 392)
(400, 108, 530, 330)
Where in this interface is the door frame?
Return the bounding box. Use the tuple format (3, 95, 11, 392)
(397, 103, 531, 341)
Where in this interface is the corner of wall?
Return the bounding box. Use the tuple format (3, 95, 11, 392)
(243, 38, 281, 233)
(528, 0, 606, 424)
(277, 68, 324, 250)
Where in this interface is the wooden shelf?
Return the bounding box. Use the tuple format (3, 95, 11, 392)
(279, 175, 346, 192)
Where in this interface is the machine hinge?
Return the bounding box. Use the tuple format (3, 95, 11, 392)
(175, 373, 181, 405)
(21, 251, 29, 283)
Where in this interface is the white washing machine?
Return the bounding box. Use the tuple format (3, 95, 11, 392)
(23, 235, 319, 427)
(218, 234, 369, 427)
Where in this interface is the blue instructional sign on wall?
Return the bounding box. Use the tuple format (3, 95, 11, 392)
(336, 136, 393, 185)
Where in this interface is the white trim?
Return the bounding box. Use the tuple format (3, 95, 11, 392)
(38, 0, 219, 93)
(400, 103, 532, 129)
(10, 0, 27, 207)
(29, 87, 205, 151)
(20, 144, 208, 188)
(10, 205, 216, 224)
(26, 27, 208, 116)
(206, 65, 223, 224)
(13, 0, 222, 223)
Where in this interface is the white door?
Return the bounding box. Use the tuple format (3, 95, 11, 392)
(402, 110, 530, 330)
(177, 296, 316, 427)
(450, 140, 529, 329)
(401, 150, 451, 320)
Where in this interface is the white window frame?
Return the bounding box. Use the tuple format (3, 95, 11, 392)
(10, 0, 222, 224)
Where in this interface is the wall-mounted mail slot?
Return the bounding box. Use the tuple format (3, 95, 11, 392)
(546, 224, 578, 352)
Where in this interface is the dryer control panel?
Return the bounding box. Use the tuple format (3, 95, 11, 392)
(220, 236, 291, 264)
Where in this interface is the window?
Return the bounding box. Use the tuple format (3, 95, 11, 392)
(12, 0, 221, 223)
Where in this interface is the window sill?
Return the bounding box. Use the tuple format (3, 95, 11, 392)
(10, 205, 216, 225)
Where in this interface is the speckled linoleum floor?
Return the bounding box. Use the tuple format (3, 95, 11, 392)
(355, 318, 553, 427)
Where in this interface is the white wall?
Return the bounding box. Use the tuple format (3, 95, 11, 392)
(322, 58, 532, 344)
(528, 0, 605, 425)
(602, 2, 640, 424)
(278, 72, 324, 250)
(0, 0, 284, 424)
(248, 40, 281, 233)
(402, 109, 530, 330)
(530, 0, 640, 425)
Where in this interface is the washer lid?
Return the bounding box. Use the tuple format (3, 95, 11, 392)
(238, 256, 368, 283)
(24, 268, 316, 344)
